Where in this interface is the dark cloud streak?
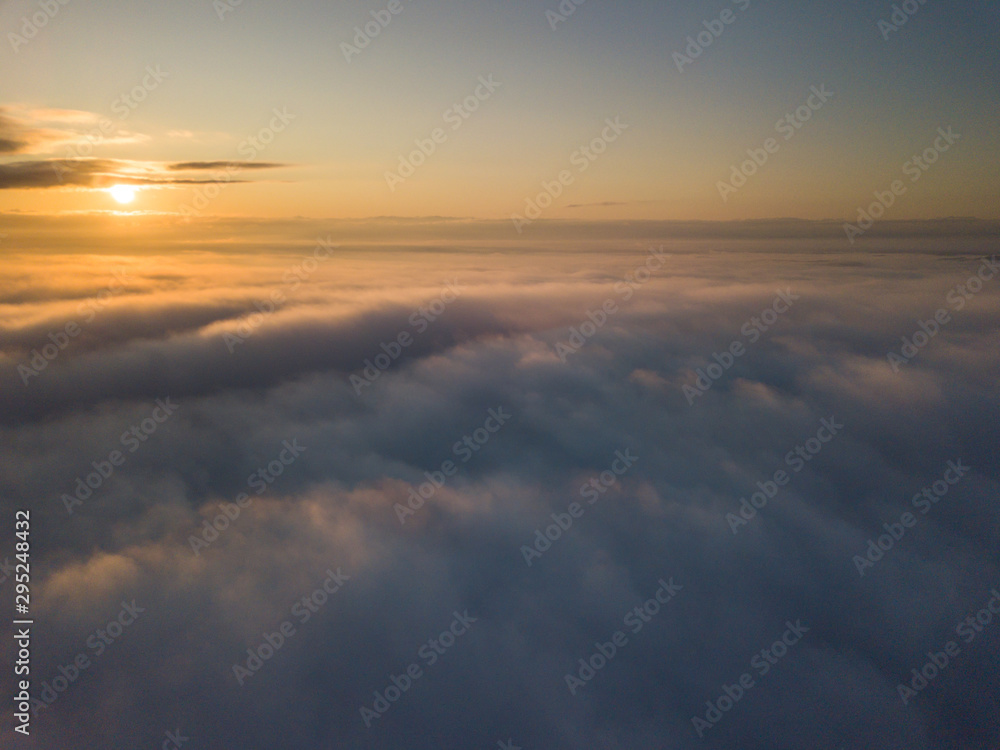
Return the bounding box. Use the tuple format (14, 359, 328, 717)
(0, 158, 289, 189)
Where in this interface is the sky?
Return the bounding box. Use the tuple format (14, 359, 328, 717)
(2, 2, 1000, 749)
(1, 0, 999, 220)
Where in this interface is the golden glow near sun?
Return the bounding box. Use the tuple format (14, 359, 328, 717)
(109, 185, 136, 204)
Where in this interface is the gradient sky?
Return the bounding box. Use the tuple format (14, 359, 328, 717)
(2, 0, 998, 220)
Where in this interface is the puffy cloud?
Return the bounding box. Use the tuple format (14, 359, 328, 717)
(1, 219, 998, 749)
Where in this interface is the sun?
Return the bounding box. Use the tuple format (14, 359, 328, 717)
(109, 184, 136, 204)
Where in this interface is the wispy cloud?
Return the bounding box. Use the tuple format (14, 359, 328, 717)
(0, 106, 148, 155)
(0, 106, 293, 190)
(565, 200, 658, 209)
(166, 161, 288, 172)
(0, 159, 290, 190)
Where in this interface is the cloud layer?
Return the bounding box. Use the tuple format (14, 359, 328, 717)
(1, 220, 998, 749)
